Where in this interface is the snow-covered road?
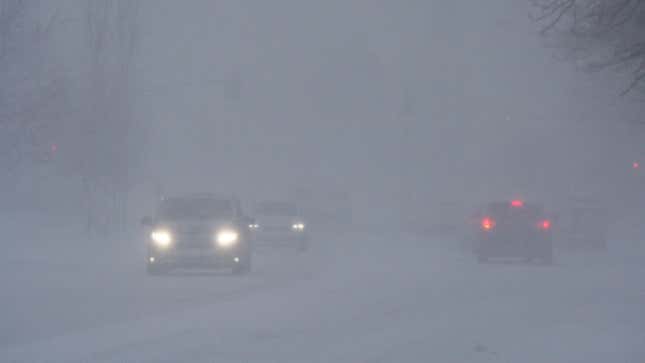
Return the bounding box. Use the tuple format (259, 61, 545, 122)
(2, 231, 644, 362)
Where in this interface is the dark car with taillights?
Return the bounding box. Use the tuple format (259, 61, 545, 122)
(472, 200, 554, 264)
(141, 194, 254, 275)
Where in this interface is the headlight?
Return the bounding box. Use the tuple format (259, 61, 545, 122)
(216, 229, 239, 248)
(248, 224, 259, 230)
(291, 223, 305, 231)
(150, 229, 172, 249)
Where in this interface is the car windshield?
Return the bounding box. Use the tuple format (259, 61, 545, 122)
(158, 198, 233, 220)
(256, 202, 297, 216)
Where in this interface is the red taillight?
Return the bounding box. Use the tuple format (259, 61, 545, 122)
(481, 217, 495, 231)
(539, 219, 551, 230)
(510, 200, 524, 208)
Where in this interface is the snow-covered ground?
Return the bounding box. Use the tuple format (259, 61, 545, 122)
(1, 228, 644, 363)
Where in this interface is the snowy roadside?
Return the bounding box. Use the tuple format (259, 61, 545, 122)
(2, 225, 644, 363)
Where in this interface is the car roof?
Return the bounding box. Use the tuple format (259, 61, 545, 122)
(485, 201, 543, 208)
(479, 201, 545, 216)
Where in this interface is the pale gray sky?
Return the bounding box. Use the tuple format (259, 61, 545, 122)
(129, 0, 642, 222)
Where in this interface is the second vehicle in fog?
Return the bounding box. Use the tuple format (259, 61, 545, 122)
(250, 201, 309, 252)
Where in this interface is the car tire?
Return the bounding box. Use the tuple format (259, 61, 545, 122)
(232, 252, 252, 275)
(232, 262, 250, 275)
(147, 263, 168, 276)
(541, 253, 554, 266)
(297, 238, 309, 253)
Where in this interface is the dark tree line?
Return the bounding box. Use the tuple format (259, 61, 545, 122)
(0, 0, 64, 172)
(0, 0, 140, 238)
(531, 0, 645, 94)
(79, 0, 140, 237)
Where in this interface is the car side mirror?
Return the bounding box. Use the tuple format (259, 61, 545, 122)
(141, 216, 154, 226)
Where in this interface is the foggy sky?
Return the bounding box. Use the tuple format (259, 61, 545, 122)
(127, 0, 643, 223)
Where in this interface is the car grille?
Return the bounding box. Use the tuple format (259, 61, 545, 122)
(262, 226, 291, 233)
(174, 225, 212, 248)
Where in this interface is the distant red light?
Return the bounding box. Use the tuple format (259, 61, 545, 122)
(633, 162, 639, 170)
(51, 144, 58, 153)
(539, 219, 551, 230)
(481, 217, 495, 231)
(511, 200, 524, 208)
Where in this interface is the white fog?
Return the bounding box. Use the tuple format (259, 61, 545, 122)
(1, 1, 644, 362)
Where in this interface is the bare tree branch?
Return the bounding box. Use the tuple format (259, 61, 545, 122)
(79, 0, 140, 237)
(531, 0, 645, 95)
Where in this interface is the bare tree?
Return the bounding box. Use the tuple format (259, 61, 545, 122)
(531, 0, 645, 95)
(0, 0, 66, 175)
(79, 0, 139, 238)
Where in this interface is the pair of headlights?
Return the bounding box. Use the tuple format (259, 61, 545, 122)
(150, 229, 239, 249)
(247, 223, 305, 231)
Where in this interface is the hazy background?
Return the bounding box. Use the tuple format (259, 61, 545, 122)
(134, 0, 644, 225)
(2, 0, 644, 235)
(2, 1, 645, 362)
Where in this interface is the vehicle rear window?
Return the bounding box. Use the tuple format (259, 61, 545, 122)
(485, 202, 543, 220)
